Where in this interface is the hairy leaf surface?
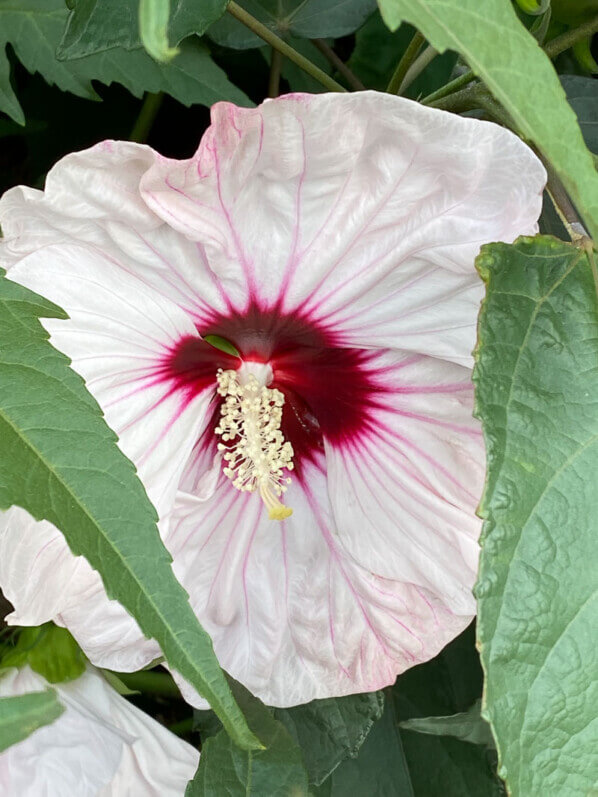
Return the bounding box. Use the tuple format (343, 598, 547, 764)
(474, 236, 598, 795)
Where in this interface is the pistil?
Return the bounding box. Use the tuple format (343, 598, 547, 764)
(215, 366, 294, 520)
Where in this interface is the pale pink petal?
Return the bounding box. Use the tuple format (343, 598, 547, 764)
(140, 92, 545, 364)
(164, 462, 470, 708)
(326, 350, 484, 614)
(0, 666, 198, 796)
(0, 508, 159, 672)
(0, 141, 230, 322)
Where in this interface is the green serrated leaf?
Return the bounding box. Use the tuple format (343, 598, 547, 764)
(0, 0, 251, 125)
(474, 236, 598, 796)
(208, 0, 377, 50)
(186, 678, 309, 796)
(0, 688, 64, 753)
(0, 270, 259, 751)
(58, 0, 228, 58)
(0, 624, 86, 684)
(377, 0, 598, 240)
(274, 691, 385, 786)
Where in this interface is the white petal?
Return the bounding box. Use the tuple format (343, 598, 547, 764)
(326, 350, 484, 614)
(164, 463, 470, 708)
(0, 141, 230, 321)
(141, 92, 545, 364)
(0, 666, 198, 796)
(0, 508, 159, 672)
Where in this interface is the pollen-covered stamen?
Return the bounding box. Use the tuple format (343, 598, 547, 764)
(215, 367, 294, 521)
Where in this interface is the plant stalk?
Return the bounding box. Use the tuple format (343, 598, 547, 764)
(544, 14, 598, 59)
(386, 30, 425, 94)
(399, 44, 438, 94)
(227, 1, 346, 93)
(113, 669, 182, 697)
(313, 39, 365, 91)
(545, 165, 590, 242)
(421, 69, 476, 105)
(130, 92, 164, 144)
(268, 48, 283, 97)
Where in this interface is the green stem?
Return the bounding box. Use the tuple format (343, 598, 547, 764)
(399, 44, 438, 94)
(386, 30, 425, 94)
(544, 14, 598, 59)
(545, 164, 589, 242)
(313, 39, 365, 91)
(113, 669, 182, 697)
(421, 69, 476, 105)
(130, 92, 164, 144)
(268, 48, 283, 97)
(427, 81, 482, 113)
(227, 2, 346, 93)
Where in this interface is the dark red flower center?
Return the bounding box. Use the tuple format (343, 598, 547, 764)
(160, 304, 387, 477)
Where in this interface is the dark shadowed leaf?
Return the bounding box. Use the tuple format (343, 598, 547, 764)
(208, 0, 376, 50)
(186, 679, 309, 796)
(274, 691, 385, 785)
(561, 75, 598, 153)
(400, 699, 495, 747)
(393, 625, 503, 796)
(312, 699, 413, 797)
(0, 0, 250, 125)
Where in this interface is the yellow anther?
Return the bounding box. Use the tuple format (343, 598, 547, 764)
(215, 367, 294, 521)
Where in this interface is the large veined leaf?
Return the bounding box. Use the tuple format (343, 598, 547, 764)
(186, 680, 309, 796)
(208, 0, 377, 50)
(377, 0, 598, 240)
(474, 236, 598, 795)
(0, 271, 259, 751)
(58, 0, 227, 59)
(0, 689, 64, 753)
(0, 0, 250, 126)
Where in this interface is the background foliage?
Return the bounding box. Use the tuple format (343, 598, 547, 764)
(0, 0, 597, 794)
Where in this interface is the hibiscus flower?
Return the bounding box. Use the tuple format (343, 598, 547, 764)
(0, 665, 198, 795)
(0, 92, 545, 707)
